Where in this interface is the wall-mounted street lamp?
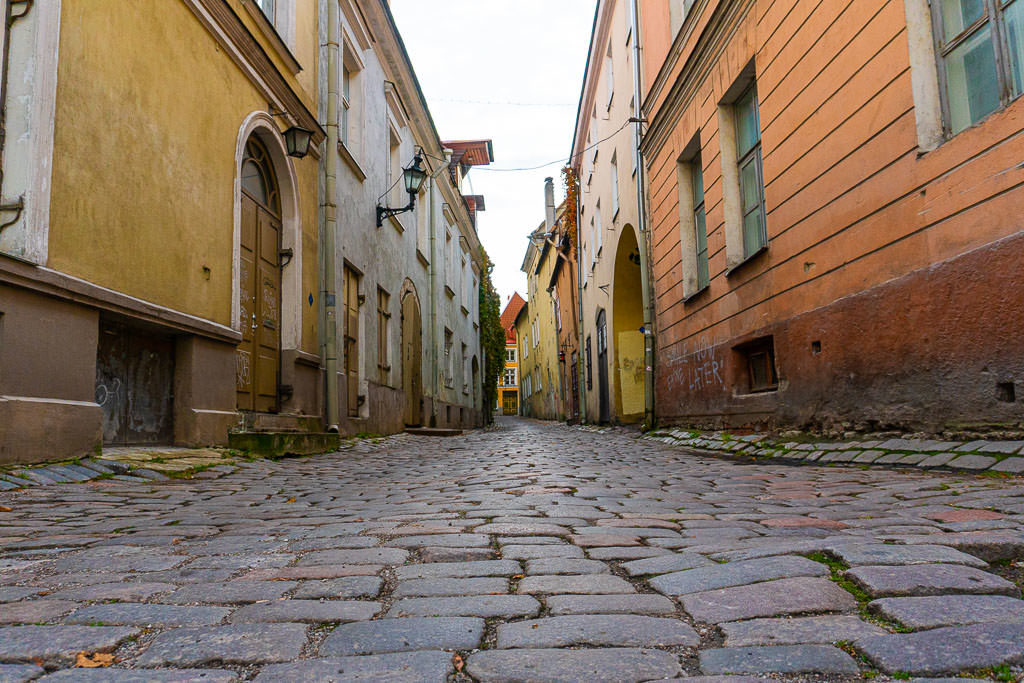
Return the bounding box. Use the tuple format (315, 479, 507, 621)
(376, 152, 427, 227)
(284, 126, 314, 158)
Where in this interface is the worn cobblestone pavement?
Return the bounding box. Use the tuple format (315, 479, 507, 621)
(2, 417, 1024, 682)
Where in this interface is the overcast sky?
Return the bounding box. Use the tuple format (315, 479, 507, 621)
(390, 0, 597, 308)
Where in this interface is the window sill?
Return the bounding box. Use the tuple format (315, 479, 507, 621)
(444, 285, 456, 299)
(461, 305, 469, 316)
(241, 0, 302, 74)
(416, 249, 429, 268)
(338, 141, 366, 182)
(388, 214, 405, 234)
(725, 244, 768, 278)
(682, 283, 710, 304)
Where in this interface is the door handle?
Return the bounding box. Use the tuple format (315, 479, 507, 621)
(251, 312, 257, 332)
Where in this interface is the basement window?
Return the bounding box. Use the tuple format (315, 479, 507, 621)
(736, 336, 778, 393)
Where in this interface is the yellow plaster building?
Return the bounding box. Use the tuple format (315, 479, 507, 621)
(0, 0, 325, 463)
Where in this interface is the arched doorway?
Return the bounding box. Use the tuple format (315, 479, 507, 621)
(401, 286, 423, 426)
(596, 308, 610, 423)
(612, 225, 644, 422)
(236, 136, 282, 413)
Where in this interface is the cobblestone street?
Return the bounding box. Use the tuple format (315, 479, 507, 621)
(2, 417, 1024, 682)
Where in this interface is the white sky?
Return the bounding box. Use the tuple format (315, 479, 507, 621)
(390, 0, 597, 308)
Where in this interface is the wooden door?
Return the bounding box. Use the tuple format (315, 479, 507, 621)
(597, 310, 610, 423)
(502, 391, 518, 415)
(344, 266, 360, 417)
(401, 291, 423, 426)
(237, 194, 282, 412)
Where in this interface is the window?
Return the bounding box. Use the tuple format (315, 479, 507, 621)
(736, 336, 778, 393)
(625, 0, 635, 44)
(342, 65, 352, 148)
(506, 348, 517, 363)
(503, 367, 517, 387)
(462, 254, 470, 311)
(523, 334, 529, 358)
(444, 329, 454, 388)
(670, 0, 696, 37)
(388, 125, 403, 212)
(532, 320, 539, 348)
(932, 0, 1023, 135)
(536, 368, 543, 393)
(462, 343, 469, 394)
(255, 0, 276, 21)
(554, 293, 562, 332)
(692, 160, 710, 291)
(606, 46, 614, 108)
(595, 202, 603, 255)
(377, 287, 390, 384)
(610, 152, 620, 218)
(735, 84, 767, 258)
(524, 374, 532, 398)
(586, 335, 593, 390)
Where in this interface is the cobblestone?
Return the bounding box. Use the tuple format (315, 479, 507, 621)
(3, 417, 1024, 679)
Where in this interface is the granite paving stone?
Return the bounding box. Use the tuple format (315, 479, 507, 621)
(496, 614, 699, 648)
(681, 577, 857, 623)
(296, 548, 408, 565)
(500, 544, 584, 560)
(394, 560, 520, 579)
(136, 624, 309, 667)
(524, 558, 609, 574)
(393, 576, 506, 597)
(465, 648, 681, 683)
(0, 600, 79, 625)
(619, 551, 714, 576)
(385, 595, 540, 618)
(844, 563, 1020, 598)
(0, 665, 44, 683)
(720, 615, 887, 646)
(868, 594, 1024, 629)
(229, 599, 380, 623)
(649, 555, 829, 595)
(45, 582, 176, 602)
(37, 670, 239, 682)
(856, 623, 1024, 675)
(161, 581, 299, 604)
(545, 593, 677, 615)
(289, 576, 382, 599)
(319, 617, 484, 655)
(826, 543, 988, 567)
(63, 603, 230, 627)
(699, 645, 860, 675)
(517, 573, 635, 594)
(253, 651, 454, 682)
(0, 626, 139, 667)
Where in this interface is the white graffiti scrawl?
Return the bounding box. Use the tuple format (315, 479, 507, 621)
(663, 335, 723, 394)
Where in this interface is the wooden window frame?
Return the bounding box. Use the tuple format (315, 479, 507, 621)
(930, 0, 1023, 136)
(734, 84, 767, 259)
(376, 287, 390, 384)
(735, 336, 779, 394)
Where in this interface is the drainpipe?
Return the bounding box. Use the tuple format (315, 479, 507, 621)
(427, 152, 451, 427)
(575, 171, 587, 424)
(630, 0, 655, 430)
(321, 0, 340, 432)
(0, 1, 32, 234)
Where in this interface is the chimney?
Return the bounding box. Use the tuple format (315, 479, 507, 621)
(544, 176, 556, 234)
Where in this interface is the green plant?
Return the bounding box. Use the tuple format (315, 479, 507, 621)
(478, 247, 505, 425)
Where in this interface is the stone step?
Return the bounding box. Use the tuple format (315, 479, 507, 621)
(242, 412, 323, 433)
(228, 431, 340, 457)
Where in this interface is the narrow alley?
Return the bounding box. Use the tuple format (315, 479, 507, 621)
(1, 418, 1023, 681)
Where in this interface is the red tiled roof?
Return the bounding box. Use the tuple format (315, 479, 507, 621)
(500, 293, 526, 343)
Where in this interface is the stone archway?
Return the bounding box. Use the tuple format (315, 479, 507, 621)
(612, 225, 644, 423)
(400, 280, 423, 427)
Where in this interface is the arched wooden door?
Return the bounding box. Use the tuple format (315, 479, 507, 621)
(237, 136, 282, 413)
(401, 290, 423, 426)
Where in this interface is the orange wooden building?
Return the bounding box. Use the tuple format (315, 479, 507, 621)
(638, 0, 1024, 432)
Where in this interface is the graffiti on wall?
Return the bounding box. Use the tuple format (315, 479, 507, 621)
(662, 335, 724, 395)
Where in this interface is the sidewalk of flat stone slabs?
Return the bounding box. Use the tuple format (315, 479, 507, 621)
(645, 429, 1024, 476)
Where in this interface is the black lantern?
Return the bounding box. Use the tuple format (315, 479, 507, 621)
(284, 126, 314, 158)
(377, 152, 426, 227)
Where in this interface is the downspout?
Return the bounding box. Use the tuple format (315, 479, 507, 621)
(321, 0, 340, 432)
(575, 171, 587, 424)
(631, 0, 655, 430)
(0, 1, 32, 234)
(427, 153, 450, 428)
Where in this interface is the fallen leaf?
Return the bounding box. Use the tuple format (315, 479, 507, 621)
(171, 538, 182, 545)
(75, 652, 114, 668)
(0, 505, 12, 512)
(452, 653, 464, 672)
(286, 497, 296, 503)
(511, 574, 524, 580)
(531, 623, 539, 629)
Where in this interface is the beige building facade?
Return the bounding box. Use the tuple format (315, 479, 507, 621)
(571, 0, 648, 425)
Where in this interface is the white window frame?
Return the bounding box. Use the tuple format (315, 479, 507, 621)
(610, 152, 620, 219)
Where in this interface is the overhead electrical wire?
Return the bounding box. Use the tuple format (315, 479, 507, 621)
(470, 119, 633, 173)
